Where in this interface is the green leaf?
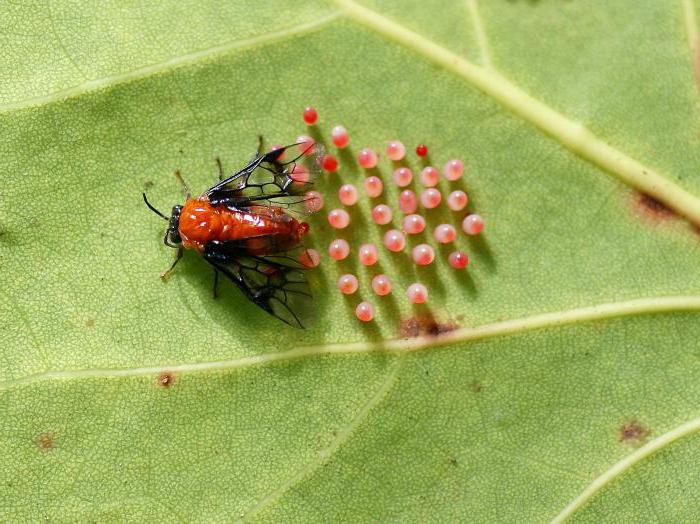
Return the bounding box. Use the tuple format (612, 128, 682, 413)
(2, 0, 700, 521)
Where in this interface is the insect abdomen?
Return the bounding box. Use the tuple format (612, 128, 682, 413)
(179, 198, 307, 253)
(220, 209, 307, 255)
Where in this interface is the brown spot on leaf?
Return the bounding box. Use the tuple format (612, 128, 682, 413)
(157, 372, 175, 388)
(448, 457, 458, 466)
(143, 180, 154, 191)
(469, 380, 483, 393)
(636, 193, 675, 220)
(618, 419, 650, 446)
(400, 317, 421, 338)
(35, 432, 54, 451)
(399, 314, 458, 338)
(85, 319, 95, 328)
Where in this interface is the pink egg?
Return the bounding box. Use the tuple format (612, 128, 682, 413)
(304, 191, 324, 213)
(447, 190, 468, 211)
(338, 274, 358, 294)
(355, 301, 374, 322)
(371, 275, 392, 296)
(448, 251, 469, 269)
(338, 184, 358, 206)
(403, 214, 426, 234)
(364, 176, 383, 198)
(303, 106, 318, 125)
(299, 248, 320, 268)
(358, 148, 378, 169)
(386, 140, 406, 161)
(371, 204, 392, 225)
(328, 239, 350, 260)
(393, 167, 413, 187)
(433, 224, 457, 244)
(399, 189, 418, 214)
(331, 125, 349, 148)
(444, 159, 464, 181)
(462, 214, 484, 235)
(420, 188, 442, 209)
(406, 283, 428, 304)
(419, 166, 439, 187)
(358, 243, 379, 265)
(290, 164, 310, 184)
(296, 135, 315, 156)
(328, 209, 350, 229)
(383, 229, 406, 252)
(412, 244, 435, 265)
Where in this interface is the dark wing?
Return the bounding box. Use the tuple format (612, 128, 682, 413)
(206, 142, 323, 217)
(203, 240, 314, 329)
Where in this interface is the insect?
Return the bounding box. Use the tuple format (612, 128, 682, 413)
(143, 140, 321, 329)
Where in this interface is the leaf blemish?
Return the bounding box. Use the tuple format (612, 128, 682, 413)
(157, 372, 175, 388)
(399, 315, 458, 338)
(35, 432, 55, 451)
(635, 193, 675, 220)
(618, 419, 650, 446)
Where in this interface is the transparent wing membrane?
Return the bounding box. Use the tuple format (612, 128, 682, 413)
(207, 142, 324, 217)
(203, 240, 314, 329)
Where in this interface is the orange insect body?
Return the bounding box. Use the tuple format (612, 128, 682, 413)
(143, 141, 319, 328)
(178, 196, 309, 254)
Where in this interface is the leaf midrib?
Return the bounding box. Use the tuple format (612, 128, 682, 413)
(6, 1, 700, 226)
(333, 0, 700, 225)
(2, 295, 698, 390)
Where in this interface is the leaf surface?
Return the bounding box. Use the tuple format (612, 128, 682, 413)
(2, 1, 700, 521)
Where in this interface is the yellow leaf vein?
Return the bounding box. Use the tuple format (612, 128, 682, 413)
(333, 0, 700, 226)
(0, 296, 697, 391)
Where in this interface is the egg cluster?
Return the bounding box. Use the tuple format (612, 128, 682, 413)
(296, 106, 485, 323)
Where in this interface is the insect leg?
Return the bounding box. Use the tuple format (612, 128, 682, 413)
(162, 229, 173, 247)
(257, 135, 264, 155)
(173, 170, 191, 199)
(212, 270, 220, 299)
(160, 247, 183, 280)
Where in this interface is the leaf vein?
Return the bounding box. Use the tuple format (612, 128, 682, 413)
(333, 0, 700, 226)
(466, 0, 492, 68)
(551, 415, 700, 523)
(236, 359, 402, 522)
(0, 13, 340, 113)
(0, 296, 698, 390)
(46, 0, 88, 80)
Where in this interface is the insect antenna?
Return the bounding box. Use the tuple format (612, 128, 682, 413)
(142, 193, 169, 221)
(173, 170, 191, 199)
